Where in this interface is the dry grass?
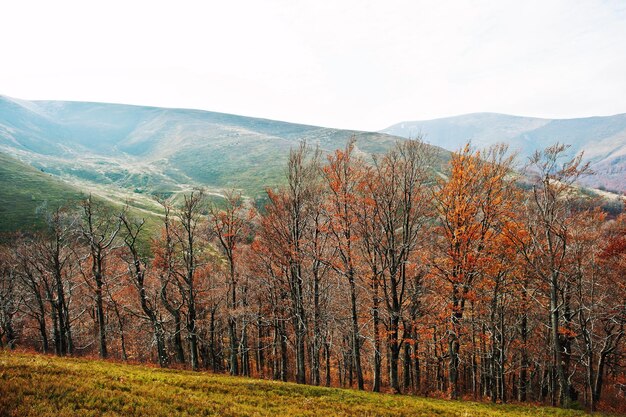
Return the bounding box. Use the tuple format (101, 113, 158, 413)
(0, 350, 598, 417)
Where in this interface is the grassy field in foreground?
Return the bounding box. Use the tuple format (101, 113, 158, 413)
(0, 351, 597, 417)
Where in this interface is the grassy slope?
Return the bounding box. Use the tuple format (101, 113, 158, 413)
(0, 153, 161, 244)
(0, 351, 594, 417)
(0, 152, 85, 232)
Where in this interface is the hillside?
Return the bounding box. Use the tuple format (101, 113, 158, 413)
(0, 95, 428, 198)
(1, 95, 622, 236)
(0, 152, 86, 232)
(0, 151, 164, 238)
(383, 112, 626, 193)
(0, 351, 594, 417)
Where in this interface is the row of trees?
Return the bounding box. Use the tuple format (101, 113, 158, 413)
(0, 139, 624, 411)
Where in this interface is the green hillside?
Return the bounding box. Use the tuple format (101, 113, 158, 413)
(0, 152, 162, 241)
(0, 152, 85, 232)
(1, 96, 440, 198)
(0, 351, 594, 417)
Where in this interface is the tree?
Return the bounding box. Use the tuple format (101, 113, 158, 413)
(360, 138, 434, 392)
(255, 143, 322, 384)
(35, 207, 76, 355)
(209, 191, 250, 376)
(173, 191, 206, 371)
(432, 143, 516, 399)
(571, 208, 625, 410)
(512, 144, 590, 407)
(153, 200, 186, 364)
(120, 212, 168, 367)
(78, 195, 121, 359)
(323, 138, 366, 390)
(0, 245, 19, 349)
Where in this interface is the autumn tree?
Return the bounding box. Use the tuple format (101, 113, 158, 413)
(570, 208, 625, 410)
(173, 191, 206, 371)
(119, 212, 168, 367)
(323, 138, 366, 390)
(511, 144, 590, 407)
(254, 143, 323, 384)
(208, 191, 251, 376)
(153, 200, 186, 364)
(432, 143, 516, 399)
(0, 245, 18, 349)
(360, 138, 434, 392)
(34, 207, 76, 355)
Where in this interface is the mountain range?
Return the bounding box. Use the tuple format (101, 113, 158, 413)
(383, 112, 626, 193)
(0, 95, 623, 232)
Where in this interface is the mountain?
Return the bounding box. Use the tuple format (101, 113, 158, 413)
(0, 95, 449, 230)
(0, 151, 164, 237)
(1, 95, 621, 235)
(382, 112, 626, 193)
(0, 95, 437, 197)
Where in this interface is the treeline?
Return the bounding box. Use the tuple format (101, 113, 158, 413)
(0, 140, 624, 411)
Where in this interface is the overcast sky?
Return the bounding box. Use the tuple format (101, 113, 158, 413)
(2, 0, 625, 131)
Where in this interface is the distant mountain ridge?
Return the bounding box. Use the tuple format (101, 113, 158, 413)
(0, 95, 430, 197)
(382, 112, 626, 193)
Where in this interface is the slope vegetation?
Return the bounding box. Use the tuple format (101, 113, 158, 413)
(0, 152, 85, 232)
(0, 351, 593, 417)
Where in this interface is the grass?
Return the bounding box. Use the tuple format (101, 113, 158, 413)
(0, 153, 162, 251)
(0, 152, 86, 233)
(0, 351, 597, 417)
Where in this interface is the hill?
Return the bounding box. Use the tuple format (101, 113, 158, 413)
(0, 151, 163, 238)
(0, 95, 428, 198)
(1, 95, 621, 236)
(0, 152, 86, 232)
(382, 112, 626, 193)
(0, 351, 594, 417)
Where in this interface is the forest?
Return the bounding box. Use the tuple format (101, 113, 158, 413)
(0, 139, 624, 412)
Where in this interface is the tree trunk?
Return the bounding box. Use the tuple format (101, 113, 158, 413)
(229, 316, 239, 375)
(372, 279, 382, 393)
(187, 290, 199, 371)
(173, 312, 185, 363)
(325, 341, 332, 387)
(403, 332, 413, 392)
(592, 352, 607, 408)
(518, 309, 528, 402)
(95, 276, 108, 359)
(550, 273, 569, 407)
(348, 271, 364, 390)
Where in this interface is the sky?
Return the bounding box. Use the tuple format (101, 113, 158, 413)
(1, 0, 626, 131)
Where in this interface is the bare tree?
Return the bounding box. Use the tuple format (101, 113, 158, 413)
(173, 191, 205, 371)
(361, 138, 433, 392)
(120, 212, 168, 367)
(512, 144, 590, 407)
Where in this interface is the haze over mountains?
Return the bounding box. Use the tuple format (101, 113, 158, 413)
(383, 112, 626, 193)
(0, 94, 624, 232)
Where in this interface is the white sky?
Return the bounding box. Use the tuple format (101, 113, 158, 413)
(1, 0, 625, 131)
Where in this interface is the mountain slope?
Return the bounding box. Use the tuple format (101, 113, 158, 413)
(0, 151, 163, 239)
(0, 96, 427, 197)
(383, 112, 626, 193)
(0, 152, 86, 232)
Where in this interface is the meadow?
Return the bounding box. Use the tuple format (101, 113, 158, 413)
(0, 351, 599, 417)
